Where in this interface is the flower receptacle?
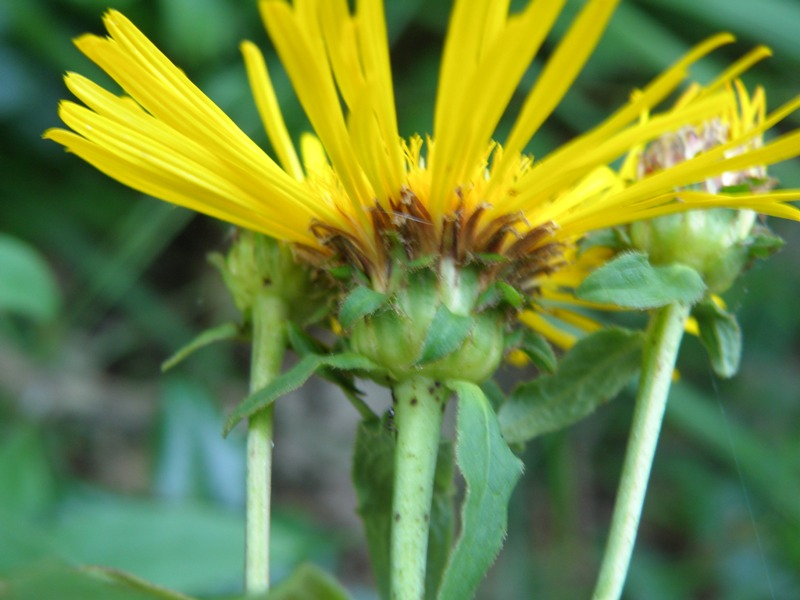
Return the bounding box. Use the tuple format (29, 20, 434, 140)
(349, 266, 506, 383)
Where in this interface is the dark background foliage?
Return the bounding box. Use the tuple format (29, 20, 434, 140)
(1, 0, 799, 598)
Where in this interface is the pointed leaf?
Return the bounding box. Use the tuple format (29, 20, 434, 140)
(286, 323, 363, 399)
(692, 301, 742, 378)
(577, 251, 705, 308)
(80, 567, 196, 600)
(499, 329, 644, 444)
(161, 322, 240, 372)
(353, 417, 455, 600)
(418, 305, 473, 364)
(224, 353, 379, 435)
(339, 286, 388, 329)
(437, 382, 523, 600)
(352, 417, 394, 600)
(518, 329, 557, 373)
(265, 563, 351, 600)
(0, 234, 61, 321)
(1, 566, 198, 600)
(426, 442, 456, 599)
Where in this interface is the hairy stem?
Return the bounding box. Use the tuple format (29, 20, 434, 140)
(592, 302, 691, 600)
(246, 293, 287, 594)
(390, 377, 448, 600)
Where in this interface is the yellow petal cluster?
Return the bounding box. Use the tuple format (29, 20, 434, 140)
(45, 0, 800, 347)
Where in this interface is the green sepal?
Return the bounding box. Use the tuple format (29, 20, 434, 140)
(747, 228, 784, 260)
(472, 252, 509, 265)
(417, 305, 474, 364)
(577, 251, 706, 308)
(506, 328, 557, 373)
(407, 254, 438, 271)
(475, 285, 501, 311)
(720, 177, 771, 194)
(496, 281, 524, 309)
(161, 322, 241, 372)
(327, 265, 355, 280)
(499, 328, 644, 444)
(437, 381, 523, 600)
(692, 300, 742, 378)
(339, 286, 389, 329)
(352, 416, 455, 600)
(223, 352, 380, 435)
(265, 563, 351, 600)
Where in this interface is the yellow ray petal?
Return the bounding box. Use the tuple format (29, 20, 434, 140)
(240, 40, 304, 181)
(499, 0, 621, 168)
(429, 0, 566, 221)
(259, 0, 375, 239)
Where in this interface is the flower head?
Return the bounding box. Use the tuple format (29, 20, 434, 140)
(46, 0, 800, 374)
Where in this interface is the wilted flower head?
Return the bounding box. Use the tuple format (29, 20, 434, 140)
(626, 79, 788, 293)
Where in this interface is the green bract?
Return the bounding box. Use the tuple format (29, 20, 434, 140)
(348, 264, 506, 383)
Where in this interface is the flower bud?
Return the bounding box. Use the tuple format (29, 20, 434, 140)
(630, 209, 757, 293)
(210, 230, 329, 323)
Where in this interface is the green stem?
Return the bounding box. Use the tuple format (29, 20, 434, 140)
(592, 302, 691, 600)
(246, 293, 287, 595)
(390, 377, 448, 600)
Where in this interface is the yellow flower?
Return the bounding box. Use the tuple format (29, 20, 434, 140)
(45, 0, 800, 354)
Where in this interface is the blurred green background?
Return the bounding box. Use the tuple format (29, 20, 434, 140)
(1, 0, 799, 598)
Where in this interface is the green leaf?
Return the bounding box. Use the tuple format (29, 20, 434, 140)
(417, 306, 473, 364)
(352, 417, 455, 600)
(0, 566, 196, 600)
(0, 427, 57, 520)
(223, 353, 379, 435)
(692, 301, 741, 378)
(437, 382, 523, 600)
(286, 322, 322, 356)
(499, 329, 644, 444)
(0, 234, 61, 321)
(517, 329, 557, 374)
(161, 322, 240, 372)
(352, 418, 394, 600)
(480, 380, 506, 412)
(339, 286, 388, 329)
(80, 567, 196, 600)
(265, 563, 351, 600)
(576, 251, 706, 309)
(286, 324, 364, 400)
(426, 442, 456, 600)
